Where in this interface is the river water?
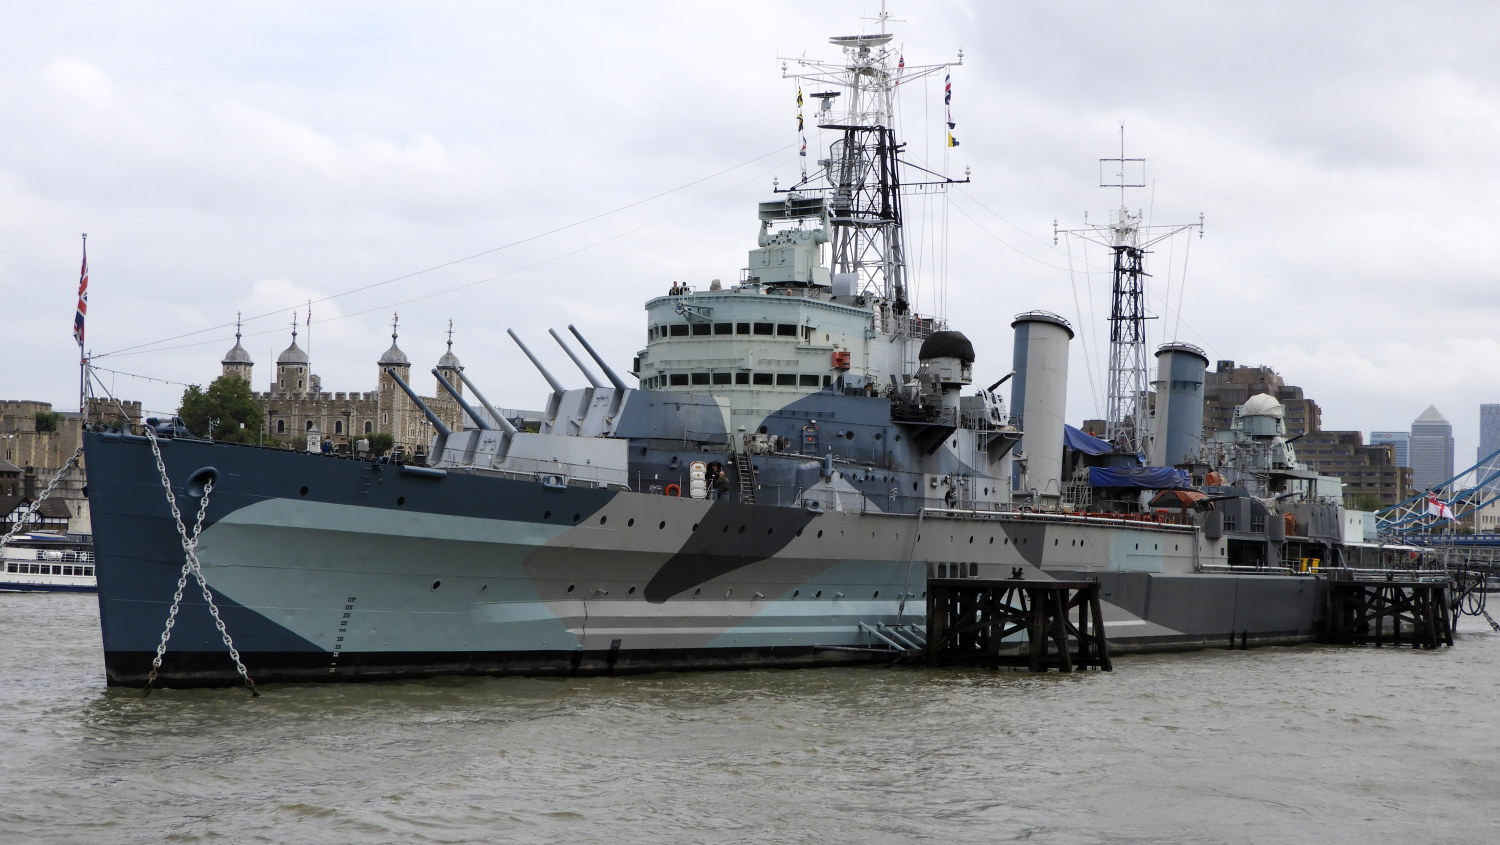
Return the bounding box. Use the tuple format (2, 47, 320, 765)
(4, 592, 1498, 844)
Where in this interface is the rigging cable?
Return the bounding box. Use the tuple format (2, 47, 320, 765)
(93, 143, 797, 362)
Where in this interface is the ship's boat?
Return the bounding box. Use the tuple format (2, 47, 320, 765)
(83, 16, 1345, 688)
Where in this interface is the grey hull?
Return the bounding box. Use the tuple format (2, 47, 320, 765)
(85, 432, 1325, 687)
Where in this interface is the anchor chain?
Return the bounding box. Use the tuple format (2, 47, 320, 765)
(0, 446, 83, 553)
(142, 428, 258, 696)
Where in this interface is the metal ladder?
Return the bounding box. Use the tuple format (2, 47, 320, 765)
(733, 451, 757, 504)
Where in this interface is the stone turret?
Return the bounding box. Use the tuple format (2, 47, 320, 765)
(435, 320, 463, 397)
(221, 313, 253, 383)
(275, 315, 311, 395)
(377, 313, 417, 448)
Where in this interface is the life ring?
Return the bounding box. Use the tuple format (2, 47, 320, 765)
(664, 483, 681, 497)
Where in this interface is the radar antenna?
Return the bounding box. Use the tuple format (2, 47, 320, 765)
(1055, 126, 1203, 455)
(778, 10, 966, 325)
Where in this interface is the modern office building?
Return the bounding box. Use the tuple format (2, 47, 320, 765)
(1370, 431, 1410, 467)
(1409, 406, 1455, 492)
(1478, 405, 1500, 490)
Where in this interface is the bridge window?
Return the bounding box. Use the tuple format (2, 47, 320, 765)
(753, 323, 773, 335)
(670, 324, 689, 337)
(776, 374, 796, 386)
(670, 374, 689, 386)
(776, 324, 797, 337)
(713, 323, 732, 335)
(691, 323, 710, 336)
(799, 375, 819, 387)
(736, 322, 750, 334)
(712, 372, 732, 385)
(735, 373, 749, 385)
(691, 372, 710, 385)
(753, 373, 773, 385)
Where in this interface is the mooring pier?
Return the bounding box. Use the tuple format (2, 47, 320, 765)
(925, 578, 1112, 671)
(1323, 574, 1455, 649)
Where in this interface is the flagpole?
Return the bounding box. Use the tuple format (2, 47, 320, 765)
(77, 233, 88, 417)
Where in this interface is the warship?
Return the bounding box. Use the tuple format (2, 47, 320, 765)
(82, 17, 1389, 688)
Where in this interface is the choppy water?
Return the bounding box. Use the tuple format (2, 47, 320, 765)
(4, 592, 1499, 844)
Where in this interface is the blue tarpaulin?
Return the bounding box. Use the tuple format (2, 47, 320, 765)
(1063, 425, 1113, 456)
(1089, 466, 1192, 488)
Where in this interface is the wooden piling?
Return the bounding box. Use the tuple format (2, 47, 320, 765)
(926, 578, 1112, 671)
(1323, 577, 1455, 649)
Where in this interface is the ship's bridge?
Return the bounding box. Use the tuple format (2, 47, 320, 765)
(637, 287, 873, 395)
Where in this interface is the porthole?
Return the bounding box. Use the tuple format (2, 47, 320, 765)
(722, 525, 730, 533)
(766, 527, 774, 535)
(299, 486, 309, 496)
(431, 580, 441, 590)
(628, 586, 637, 595)
(793, 589, 800, 598)
(692, 523, 699, 531)
(659, 521, 666, 529)
(844, 431, 854, 440)
(873, 591, 880, 599)
(544, 510, 552, 520)
(628, 518, 636, 527)
(988, 537, 994, 544)
(814, 590, 823, 598)
(968, 537, 974, 544)
(796, 528, 803, 537)
(738, 525, 746, 534)
(694, 588, 702, 596)
(572, 513, 581, 523)
(817, 530, 824, 538)
(599, 515, 608, 525)
(396, 496, 406, 506)
(1054, 539, 1059, 546)
(567, 584, 575, 593)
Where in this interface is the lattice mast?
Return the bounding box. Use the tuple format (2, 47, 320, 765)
(779, 7, 965, 325)
(1056, 128, 1202, 454)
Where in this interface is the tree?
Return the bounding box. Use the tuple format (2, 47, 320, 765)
(366, 432, 395, 457)
(33, 410, 59, 433)
(1345, 493, 1385, 513)
(179, 375, 264, 444)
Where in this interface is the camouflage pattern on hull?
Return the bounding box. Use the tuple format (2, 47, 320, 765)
(85, 432, 1324, 687)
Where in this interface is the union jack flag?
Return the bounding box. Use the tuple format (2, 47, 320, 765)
(74, 237, 88, 347)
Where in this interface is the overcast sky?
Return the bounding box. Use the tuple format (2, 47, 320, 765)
(6, 1, 1499, 467)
